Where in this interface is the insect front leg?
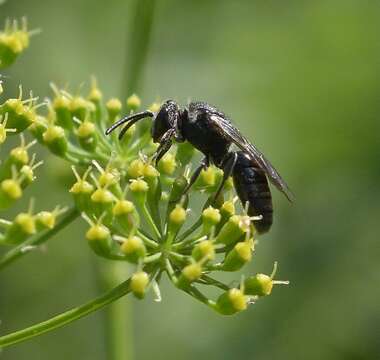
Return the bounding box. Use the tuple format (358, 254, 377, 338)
(212, 152, 238, 202)
(152, 128, 176, 165)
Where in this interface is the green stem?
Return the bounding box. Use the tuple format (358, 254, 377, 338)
(100, 262, 133, 360)
(0, 206, 79, 270)
(137, 230, 158, 248)
(0, 278, 131, 348)
(122, 0, 157, 98)
(142, 204, 161, 240)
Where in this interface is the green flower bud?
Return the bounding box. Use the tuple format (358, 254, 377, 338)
(43, 125, 68, 156)
(192, 240, 215, 262)
(168, 205, 186, 235)
(10, 144, 28, 167)
(202, 206, 221, 234)
(224, 176, 234, 191)
(90, 187, 114, 220)
(35, 207, 66, 231)
(177, 263, 202, 288)
(0, 178, 22, 209)
(130, 179, 149, 205)
(222, 240, 253, 271)
(120, 235, 146, 263)
(0, 18, 31, 69)
(5, 212, 36, 244)
(194, 166, 217, 190)
(148, 102, 160, 113)
(166, 175, 188, 217)
(215, 215, 251, 246)
(112, 199, 139, 234)
(36, 211, 56, 230)
(0, 33, 23, 68)
(98, 173, 117, 190)
(221, 200, 235, 217)
(126, 94, 141, 112)
(157, 153, 176, 176)
(85, 223, 112, 257)
(127, 159, 145, 179)
(76, 120, 97, 151)
(143, 163, 159, 180)
(244, 263, 289, 297)
(216, 288, 247, 315)
(0, 135, 36, 182)
(176, 142, 195, 166)
(88, 78, 102, 104)
(130, 271, 149, 299)
(244, 274, 273, 297)
(29, 115, 47, 143)
(70, 96, 90, 121)
(106, 98, 122, 124)
(69, 167, 94, 212)
(0, 97, 32, 133)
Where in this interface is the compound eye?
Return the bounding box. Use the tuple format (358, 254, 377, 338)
(151, 101, 178, 142)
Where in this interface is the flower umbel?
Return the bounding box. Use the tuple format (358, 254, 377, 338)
(21, 80, 289, 315)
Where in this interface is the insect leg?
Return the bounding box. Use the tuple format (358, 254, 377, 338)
(212, 152, 238, 202)
(152, 128, 176, 165)
(182, 157, 209, 195)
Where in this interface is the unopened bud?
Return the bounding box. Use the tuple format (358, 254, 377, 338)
(194, 166, 217, 190)
(112, 200, 139, 235)
(43, 125, 67, 156)
(157, 153, 176, 176)
(120, 235, 146, 263)
(216, 288, 247, 315)
(192, 240, 215, 262)
(223, 240, 253, 271)
(70, 167, 94, 212)
(177, 263, 202, 288)
(86, 223, 113, 257)
(202, 206, 221, 234)
(127, 159, 145, 179)
(130, 271, 149, 299)
(106, 98, 122, 123)
(168, 205, 186, 235)
(0, 178, 22, 209)
(70, 96, 90, 121)
(126, 94, 141, 112)
(77, 120, 97, 151)
(52, 94, 72, 129)
(215, 215, 250, 246)
(130, 179, 149, 205)
(244, 274, 273, 297)
(5, 212, 36, 244)
(90, 187, 114, 220)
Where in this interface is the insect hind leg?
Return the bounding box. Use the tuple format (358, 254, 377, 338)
(212, 152, 238, 203)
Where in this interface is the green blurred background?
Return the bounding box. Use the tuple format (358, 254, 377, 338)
(1, 0, 379, 359)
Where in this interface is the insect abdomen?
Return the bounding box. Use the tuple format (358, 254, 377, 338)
(232, 151, 273, 234)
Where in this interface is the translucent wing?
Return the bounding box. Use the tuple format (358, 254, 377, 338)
(209, 114, 294, 201)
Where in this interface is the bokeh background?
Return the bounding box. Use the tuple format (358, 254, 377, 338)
(1, 0, 379, 359)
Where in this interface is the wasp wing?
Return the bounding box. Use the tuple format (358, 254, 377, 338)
(209, 114, 293, 201)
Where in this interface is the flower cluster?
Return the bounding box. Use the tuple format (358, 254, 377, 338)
(0, 95, 68, 254)
(0, 17, 37, 69)
(5, 78, 288, 315)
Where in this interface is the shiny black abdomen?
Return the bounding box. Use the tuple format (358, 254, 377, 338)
(233, 151, 273, 234)
(181, 102, 230, 165)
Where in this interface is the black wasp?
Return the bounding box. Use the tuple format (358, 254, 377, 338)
(106, 100, 292, 234)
